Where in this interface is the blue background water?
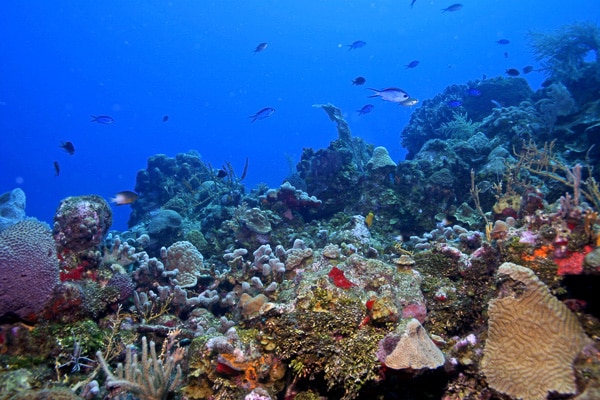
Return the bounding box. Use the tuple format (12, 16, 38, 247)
(0, 1, 595, 231)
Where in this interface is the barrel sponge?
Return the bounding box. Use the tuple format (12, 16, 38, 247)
(0, 219, 59, 319)
(482, 262, 592, 400)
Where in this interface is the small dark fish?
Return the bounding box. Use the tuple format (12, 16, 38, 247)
(442, 3, 463, 12)
(60, 141, 75, 155)
(248, 107, 275, 122)
(466, 88, 481, 96)
(91, 115, 114, 124)
(253, 42, 268, 54)
(162, 115, 169, 122)
(352, 76, 366, 85)
(216, 169, 228, 178)
(522, 65, 534, 74)
(347, 40, 366, 51)
(410, 0, 416, 8)
(53, 161, 60, 176)
(111, 191, 138, 205)
(405, 60, 420, 69)
(368, 87, 410, 103)
(357, 104, 374, 116)
(504, 52, 509, 58)
(505, 68, 520, 76)
(496, 39, 510, 45)
(447, 99, 463, 108)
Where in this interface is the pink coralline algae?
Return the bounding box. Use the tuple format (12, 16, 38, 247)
(0, 219, 59, 320)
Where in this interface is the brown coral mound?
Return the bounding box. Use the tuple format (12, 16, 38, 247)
(482, 262, 591, 400)
(383, 318, 445, 370)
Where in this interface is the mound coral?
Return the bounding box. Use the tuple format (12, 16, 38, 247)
(378, 318, 445, 370)
(164, 241, 205, 288)
(0, 219, 59, 320)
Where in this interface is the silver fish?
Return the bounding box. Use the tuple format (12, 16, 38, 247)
(368, 87, 410, 103)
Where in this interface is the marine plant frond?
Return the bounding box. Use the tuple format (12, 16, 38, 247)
(438, 112, 478, 138)
(527, 21, 600, 79)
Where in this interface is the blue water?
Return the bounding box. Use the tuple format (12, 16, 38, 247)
(0, 1, 595, 231)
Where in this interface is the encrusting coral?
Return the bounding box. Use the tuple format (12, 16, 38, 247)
(481, 262, 592, 400)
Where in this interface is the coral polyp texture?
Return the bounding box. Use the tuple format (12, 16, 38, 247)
(481, 262, 592, 400)
(164, 241, 206, 288)
(378, 318, 445, 370)
(0, 219, 59, 320)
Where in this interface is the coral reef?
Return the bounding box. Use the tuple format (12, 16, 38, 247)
(4, 28, 600, 398)
(0, 219, 59, 320)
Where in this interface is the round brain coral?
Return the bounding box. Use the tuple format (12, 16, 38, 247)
(0, 219, 59, 320)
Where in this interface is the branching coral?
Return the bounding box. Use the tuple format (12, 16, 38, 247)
(517, 140, 600, 210)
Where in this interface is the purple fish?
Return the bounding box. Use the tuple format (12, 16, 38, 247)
(357, 104, 374, 116)
(368, 87, 410, 103)
(405, 60, 420, 69)
(91, 115, 114, 124)
(248, 107, 275, 122)
(347, 40, 366, 51)
(442, 3, 463, 12)
(253, 42, 268, 54)
(466, 88, 481, 96)
(447, 99, 463, 108)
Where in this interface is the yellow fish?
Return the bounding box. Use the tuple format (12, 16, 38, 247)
(365, 211, 374, 228)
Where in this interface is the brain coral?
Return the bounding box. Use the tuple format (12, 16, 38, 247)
(165, 241, 205, 288)
(481, 262, 591, 400)
(0, 219, 59, 319)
